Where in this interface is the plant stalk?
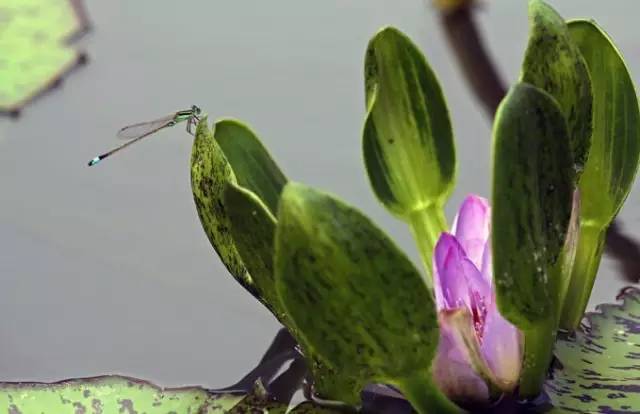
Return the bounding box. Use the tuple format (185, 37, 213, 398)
(407, 204, 448, 288)
(559, 222, 606, 330)
(397, 371, 463, 414)
(519, 318, 556, 398)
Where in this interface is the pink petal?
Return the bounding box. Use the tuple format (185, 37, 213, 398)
(480, 302, 523, 391)
(433, 309, 489, 404)
(433, 233, 491, 312)
(451, 195, 491, 269)
(480, 242, 492, 287)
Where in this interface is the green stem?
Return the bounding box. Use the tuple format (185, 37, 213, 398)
(407, 204, 448, 288)
(398, 371, 463, 414)
(559, 222, 606, 330)
(519, 319, 556, 398)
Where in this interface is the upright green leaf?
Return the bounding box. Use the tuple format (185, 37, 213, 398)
(492, 83, 575, 397)
(520, 0, 592, 177)
(560, 20, 640, 330)
(363, 26, 456, 282)
(275, 182, 460, 414)
(547, 288, 640, 413)
(214, 119, 287, 216)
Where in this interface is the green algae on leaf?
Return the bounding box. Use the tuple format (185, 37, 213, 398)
(275, 182, 460, 414)
(0, 0, 90, 115)
(547, 288, 640, 413)
(492, 83, 575, 397)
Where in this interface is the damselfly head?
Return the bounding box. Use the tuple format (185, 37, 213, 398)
(191, 105, 202, 116)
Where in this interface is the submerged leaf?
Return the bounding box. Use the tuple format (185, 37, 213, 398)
(547, 288, 640, 413)
(520, 0, 592, 177)
(275, 182, 460, 413)
(492, 83, 575, 396)
(560, 20, 640, 330)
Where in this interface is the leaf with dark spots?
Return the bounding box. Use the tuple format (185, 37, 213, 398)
(547, 288, 640, 413)
(190, 117, 258, 300)
(275, 182, 460, 413)
(492, 82, 575, 396)
(520, 0, 592, 178)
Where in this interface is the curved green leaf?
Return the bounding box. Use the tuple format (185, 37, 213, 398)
(191, 117, 256, 297)
(214, 119, 287, 216)
(224, 182, 283, 319)
(275, 182, 460, 414)
(560, 20, 640, 330)
(546, 288, 640, 413)
(492, 83, 575, 396)
(363, 26, 455, 281)
(520, 0, 592, 177)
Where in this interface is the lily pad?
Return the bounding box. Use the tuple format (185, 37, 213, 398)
(546, 287, 640, 413)
(0, 375, 342, 413)
(0, 0, 90, 115)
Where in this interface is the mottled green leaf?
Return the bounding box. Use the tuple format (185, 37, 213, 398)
(1, 0, 89, 114)
(492, 83, 575, 396)
(546, 288, 640, 413)
(362, 26, 455, 280)
(520, 0, 592, 177)
(0, 376, 343, 414)
(191, 117, 258, 299)
(275, 182, 460, 414)
(0, 376, 242, 413)
(214, 119, 287, 216)
(560, 20, 640, 330)
(224, 182, 286, 322)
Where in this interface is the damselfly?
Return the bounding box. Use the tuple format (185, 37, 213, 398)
(88, 105, 202, 166)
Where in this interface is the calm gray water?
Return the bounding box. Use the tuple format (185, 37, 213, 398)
(0, 0, 639, 388)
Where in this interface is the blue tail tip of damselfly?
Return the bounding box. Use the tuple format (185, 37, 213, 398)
(88, 156, 102, 167)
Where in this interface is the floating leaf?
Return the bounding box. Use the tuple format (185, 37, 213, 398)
(492, 83, 575, 396)
(520, 0, 592, 177)
(0, 0, 90, 115)
(0, 375, 342, 413)
(362, 26, 455, 280)
(0, 376, 241, 413)
(560, 20, 640, 330)
(546, 288, 640, 413)
(275, 182, 460, 413)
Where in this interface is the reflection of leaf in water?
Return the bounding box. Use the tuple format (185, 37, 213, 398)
(0, 0, 90, 116)
(546, 287, 640, 413)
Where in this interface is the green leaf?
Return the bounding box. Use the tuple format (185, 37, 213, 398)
(520, 0, 593, 177)
(546, 288, 640, 413)
(191, 117, 258, 299)
(492, 83, 575, 396)
(214, 119, 287, 216)
(275, 182, 460, 414)
(560, 20, 640, 330)
(1, 0, 89, 114)
(0, 375, 242, 413)
(362, 26, 455, 281)
(0, 375, 343, 413)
